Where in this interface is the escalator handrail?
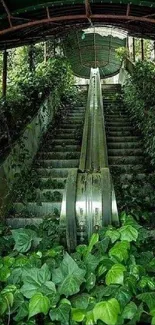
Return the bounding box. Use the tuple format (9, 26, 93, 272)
(79, 68, 108, 171)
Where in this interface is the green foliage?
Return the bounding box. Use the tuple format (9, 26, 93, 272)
(0, 214, 155, 324)
(0, 53, 74, 159)
(123, 60, 155, 167)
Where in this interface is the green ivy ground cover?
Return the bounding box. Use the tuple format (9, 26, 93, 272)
(0, 213, 155, 325)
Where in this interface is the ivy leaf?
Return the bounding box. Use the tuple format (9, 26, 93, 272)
(114, 286, 132, 308)
(109, 241, 130, 261)
(93, 298, 120, 325)
(29, 292, 50, 318)
(106, 264, 126, 286)
(12, 228, 41, 252)
(72, 308, 86, 322)
(84, 253, 99, 272)
(105, 229, 120, 243)
(13, 302, 29, 322)
(86, 233, 99, 255)
(0, 265, 10, 282)
(119, 225, 138, 242)
(71, 293, 90, 309)
(52, 252, 85, 296)
(49, 300, 71, 325)
(21, 264, 56, 298)
(86, 272, 96, 291)
(137, 292, 155, 310)
(122, 302, 138, 320)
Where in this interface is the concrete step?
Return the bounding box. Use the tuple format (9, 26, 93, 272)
(47, 139, 80, 145)
(12, 202, 62, 217)
(106, 131, 133, 136)
(109, 156, 143, 165)
(110, 164, 144, 172)
(36, 168, 69, 178)
(42, 145, 81, 152)
(119, 173, 146, 182)
(35, 159, 79, 168)
(108, 148, 142, 156)
(38, 152, 80, 159)
(106, 121, 132, 126)
(108, 142, 141, 149)
(107, 136, 140, 142)
(39, 177, 66, 189)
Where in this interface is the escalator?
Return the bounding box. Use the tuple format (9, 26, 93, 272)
(7, 69, 154, 250)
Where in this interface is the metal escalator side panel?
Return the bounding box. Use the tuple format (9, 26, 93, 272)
(60, 168, 78, 252)
(76, 173, 102, 240)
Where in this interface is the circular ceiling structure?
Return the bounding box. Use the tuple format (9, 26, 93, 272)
(0, 1, 155, 49)
(63, 28, 126, 78)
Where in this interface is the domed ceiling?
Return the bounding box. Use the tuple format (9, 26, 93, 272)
(63, 28, 126, 78)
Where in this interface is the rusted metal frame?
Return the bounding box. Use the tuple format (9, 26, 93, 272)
(126, 4, 130, 16)
(133, 37, 135, 62)
(76, 30, 84, 67)
(1, 0, 12, 27)
(1, 14, 155, 36)
(85, 0, 92, 24)
(141, 38, 144, 60)
(46, 7, 50, 19)
(2, 49, 7, 98)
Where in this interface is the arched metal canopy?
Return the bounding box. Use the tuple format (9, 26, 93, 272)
(63, 29, 126, 78)
(0, 1, 155, 49)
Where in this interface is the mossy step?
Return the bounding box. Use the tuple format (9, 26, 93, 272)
(108, 142, 141, 149)
(42, 145, 81, 152)
(46, 139, 80, 145)
(106, 131, 133, 136)
(59, 124, 82, 129)
(39, 177, 66, 189)
(35, 159, 79, 168)
(110, 164, 144, 172)
(6, 218, 43, 228)
(105, 117, 129, 121)
(106, 126, 133, 130)
(119, 173, 146, 182)
(108, 148, 142, 156)
(36, 168, 69, 178)
(107, 136, 140, 142)
(11, 202, 61, 217)
(109, 156, 143, 165)
(105, 114, 128, 118)
(38, 152, 80, 159)
(54, 134, 78, 139)
(106, 121, 132, 126)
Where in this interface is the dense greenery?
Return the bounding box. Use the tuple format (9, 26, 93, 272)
(0, 214, 155, 324)
(0, 43, 74, 160)
(123, 60, 155, 167)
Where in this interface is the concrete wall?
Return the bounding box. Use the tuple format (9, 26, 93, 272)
(0, 93, 58, 217)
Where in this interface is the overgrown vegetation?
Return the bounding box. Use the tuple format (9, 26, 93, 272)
(0, 42, 74, 160)
(1, 214, 155, 324)
(122, 60, 155, 167)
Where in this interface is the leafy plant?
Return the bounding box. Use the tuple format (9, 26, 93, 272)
(0, 213, 155, 324)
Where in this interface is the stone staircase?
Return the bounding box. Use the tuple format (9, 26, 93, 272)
(103, 84, 154, 216)
(7, 104, 85, 227)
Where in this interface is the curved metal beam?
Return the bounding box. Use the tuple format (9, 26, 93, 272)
(0, 14, 155, 36)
